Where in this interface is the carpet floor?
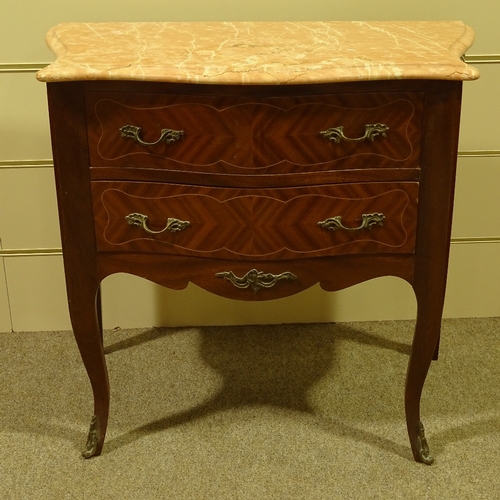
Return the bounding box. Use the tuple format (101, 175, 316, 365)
(1, 317, 499, 499)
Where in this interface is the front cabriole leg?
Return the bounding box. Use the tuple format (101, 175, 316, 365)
(69, 281, 110, 458)
(405, 291, 442, 465)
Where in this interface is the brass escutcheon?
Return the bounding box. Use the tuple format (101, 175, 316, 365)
(216, 268, 297, 293)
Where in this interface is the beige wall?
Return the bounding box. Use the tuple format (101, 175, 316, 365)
(1, 1, 499, 332)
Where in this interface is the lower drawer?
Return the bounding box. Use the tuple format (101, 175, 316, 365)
(92, 181, 418, 259)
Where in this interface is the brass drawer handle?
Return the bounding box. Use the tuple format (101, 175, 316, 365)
(125, 213, 190, 234)
(320, 123, 389, 143)
(119, 125, 184, 146)
(216, 268, 297, 293)
(318, 213, 385, 231)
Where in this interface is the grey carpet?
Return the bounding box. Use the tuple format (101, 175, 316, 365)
(1, 317, 499, 499)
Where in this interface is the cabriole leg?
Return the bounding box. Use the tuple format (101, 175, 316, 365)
(69, 282, 110, 458)
(405, 295, 443, 465)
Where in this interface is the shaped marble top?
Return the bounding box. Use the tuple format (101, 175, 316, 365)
(36, 21, 479, 84)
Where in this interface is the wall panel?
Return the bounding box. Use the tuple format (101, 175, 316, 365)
(0, 73, 52, 160)
(445, 242, 500, 317)
(4, 256, 71, 332)
(0, 167, 60, 249)
(459, 64, 500, 150)
(453, 156, 500, 238)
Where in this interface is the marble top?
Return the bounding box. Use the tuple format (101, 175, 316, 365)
(36, 21, 479, 84)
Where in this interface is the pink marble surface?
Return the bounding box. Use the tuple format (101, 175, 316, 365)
(36, 21, 479, 84)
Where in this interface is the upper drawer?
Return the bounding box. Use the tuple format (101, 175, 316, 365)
(86, 92, 423, 175)
(92, 181, 418, 260)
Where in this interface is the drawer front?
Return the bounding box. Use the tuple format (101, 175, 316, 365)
(86, 92, 423, 174)
(92, 181, 418, 259)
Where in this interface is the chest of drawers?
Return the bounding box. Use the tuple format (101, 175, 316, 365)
(38, 21, 478, 464)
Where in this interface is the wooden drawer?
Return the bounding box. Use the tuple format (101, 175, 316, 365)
(86, 92, 423, 175)
(92, 181, 418, 259)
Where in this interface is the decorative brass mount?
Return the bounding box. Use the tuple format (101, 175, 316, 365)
(216, 268, 297, 293)
(417, 421, 434, 465)
(317, 213, 385, 231)
(320, 123, 389, 143)
(83, 415, 98, 459)
(119, 125, 184, 146)
(125, 213, 190, 234)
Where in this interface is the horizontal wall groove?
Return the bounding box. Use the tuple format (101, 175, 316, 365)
(0, 63, 48, 73)
(0, 248, 62, 257)
(465, 54, 500, 64)
(451, 237, 500, 244)
(0, 160, 53, 169)
(458, 150, 500, 158)
(0, 55, 499, 74)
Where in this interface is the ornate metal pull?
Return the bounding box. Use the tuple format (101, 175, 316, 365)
(320, 123, 389, 143)
(317, 213, 385, 231)
(216, 268, 297, 293)
(119, 125, 184, 146)
(125, 213, 190, 234)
